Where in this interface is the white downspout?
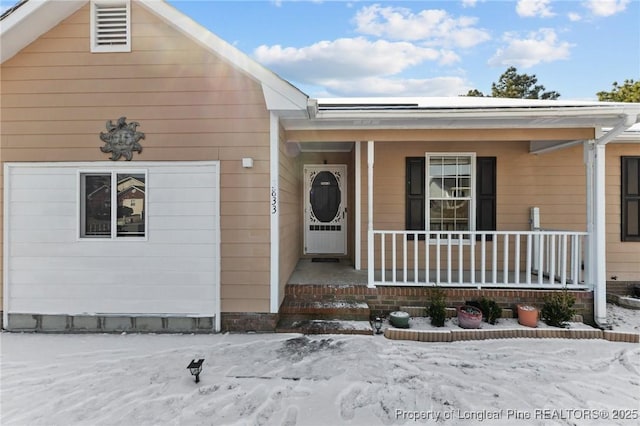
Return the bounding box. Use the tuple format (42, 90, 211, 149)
(355, 141, 361, 270)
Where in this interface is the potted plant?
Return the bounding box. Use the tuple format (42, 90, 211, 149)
(389, 311, 410, 328)
(517, 304, 539, 328)
(467, 297, 502, 324)
(457, 305, 482, 329)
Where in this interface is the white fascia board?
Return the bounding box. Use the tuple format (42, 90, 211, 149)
(283, 105, 640, 131)
(314, 105, 640, 120)
(1, 0, 87, 63)
(138, 0, 308, 114)
(317, 96, 638, 109)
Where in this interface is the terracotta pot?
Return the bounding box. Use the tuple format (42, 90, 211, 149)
(457, 305, 482, 329)
(517, 304, 539, 328)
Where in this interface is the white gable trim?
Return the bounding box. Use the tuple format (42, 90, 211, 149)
(0, 0, 86, 63)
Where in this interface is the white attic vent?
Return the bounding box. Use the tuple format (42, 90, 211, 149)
(91, 1, 131, 53)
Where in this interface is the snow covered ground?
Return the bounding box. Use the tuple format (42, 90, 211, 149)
(1, 304, 638, 426)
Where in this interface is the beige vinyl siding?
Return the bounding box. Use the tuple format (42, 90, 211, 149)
(1, 3, 271, 313)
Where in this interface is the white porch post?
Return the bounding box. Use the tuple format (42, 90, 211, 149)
(355, 141, 361, 270)
(584, 141, 595, 291)
(593, 141, 608, 326)
(367, 141, 375, 287)
(269, 112, 280, 313)
(585, 138, 608, 326)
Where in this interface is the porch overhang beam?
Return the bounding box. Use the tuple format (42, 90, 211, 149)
(285, 128, 595, 143)
(529, 140, 585, 155)
(594, 113, 638, 146)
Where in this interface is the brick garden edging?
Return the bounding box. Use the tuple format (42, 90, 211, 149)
(384, 326, 639, 343)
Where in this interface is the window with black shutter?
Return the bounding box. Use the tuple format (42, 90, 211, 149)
(476, 157, 497, 240)
(406, 157, 425, 239)
(405, 155, 496, 239)
(622, 156, 640, 241)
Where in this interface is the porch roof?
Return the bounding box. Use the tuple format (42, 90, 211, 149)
(284, 97, 640, 134)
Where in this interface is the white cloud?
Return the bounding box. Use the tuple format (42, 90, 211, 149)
(317, 76, 473, 97)
(584, 0, 629, 17)
(353, 4, 490, 48)
(516, 0, 555, 17)
(488, 28, 573, 68)
(461, 0, 478, 8)
(568, 12, 582, 21)
(254, 37, 459, 83)
(252, 3, 490, 97)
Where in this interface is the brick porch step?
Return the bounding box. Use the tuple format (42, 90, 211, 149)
(276, 318, 373, 335)
(276, 296, 373, 334)
(278, 297, 371, 321)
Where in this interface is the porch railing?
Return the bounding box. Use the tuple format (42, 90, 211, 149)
(368, 230, 588, 289)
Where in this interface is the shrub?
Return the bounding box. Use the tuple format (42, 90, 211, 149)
(465, 298, 502, 324)
(479, 297, 502, 325)
(541, 289, 576, 328)
(427, 287, 447, 327)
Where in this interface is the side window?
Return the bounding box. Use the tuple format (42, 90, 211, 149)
(82, 173, 112, 237)
(622, 156, 640, 241)
(80, 171, 146, 239)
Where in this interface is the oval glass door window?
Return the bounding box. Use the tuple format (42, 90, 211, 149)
(311, 171, 341, 222)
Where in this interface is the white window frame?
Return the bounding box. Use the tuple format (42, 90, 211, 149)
(425, 152, 476, 241)
(90, 0, 131, 53)
(78, 169, 148, 240)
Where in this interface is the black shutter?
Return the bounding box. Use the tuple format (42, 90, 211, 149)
(406, 157, 425, 239)
(476, 157, 496, 240)
(622, 157, 640, 241)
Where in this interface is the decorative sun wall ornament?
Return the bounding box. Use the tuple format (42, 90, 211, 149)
(99, 117, 144, 161)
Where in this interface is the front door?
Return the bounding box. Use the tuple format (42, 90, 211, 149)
(304, 165, 347, 254)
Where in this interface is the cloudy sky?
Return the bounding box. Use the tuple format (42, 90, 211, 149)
(165, 0, 639, 100)
(2, 0, 638, 100)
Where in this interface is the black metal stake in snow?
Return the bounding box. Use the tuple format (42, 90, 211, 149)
(187, 359, 204, 383)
